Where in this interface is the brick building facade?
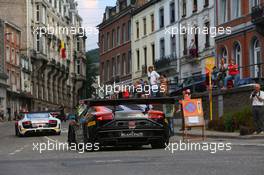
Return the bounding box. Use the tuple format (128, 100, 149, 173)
(215, 0, 264, 79)
(98, 0, 136, 90)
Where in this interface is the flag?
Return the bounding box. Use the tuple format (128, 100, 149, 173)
(60, 41, 66, 59)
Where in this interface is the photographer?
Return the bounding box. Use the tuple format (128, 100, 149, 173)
(250, 84, 264, 134)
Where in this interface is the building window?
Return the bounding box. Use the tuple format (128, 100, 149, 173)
(112, 57, 116, 76)
(136, 21, 139, 39)
(127, 20, 131, 41)
(122, 23, 126, 43)
(36, 32, 40, 52)
(233, 42, 242, 76)
(106, 60, 110, 81)
(170, 2, 175, 23)
(251, 39, 261, 78)
(182, 0, 186, 17)
(106, 32, 110, 50)
(151, 43, 155, 65)
(137, 50, 140, 70)
(117, 55, 120, 75)
(16, 52, 20, 66)
(117, 26, 120, 45)
(101, 62, 104, 82)
(112, 29, 115, 48)
(36, 5, 40, 22)
(54, 0, 57, 8)
(232, 0, 241, 19)
(205, 22, 210, 48)
(193, 0, 197, 13)
(143, 17, 147, 36)
(122, 54, 126, 75)
(76, 60, 81, 75)
(77, 38, 80, 51)
(171, 35, 176, 56)
(204, 0, 209, 7)
(6, 46, 10, 62)
(11, 49, 15, 64)
(183, 34, 187, 55)
(144, 47, 147, 69)
(159, 8, 164, 28)
(160, 38, 165, 58)
(127, 51, 131, 74)
(220, 0, 228, 23)
(220, 47, 228, 63)
(151, 14, 154, 32)
(42, 6, 46, 24)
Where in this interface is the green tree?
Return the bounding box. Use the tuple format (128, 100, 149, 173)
(83, 51, 98, 98)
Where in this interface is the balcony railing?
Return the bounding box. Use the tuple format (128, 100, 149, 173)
(154, 53, 177, 71)
(251, 3, 264, 24)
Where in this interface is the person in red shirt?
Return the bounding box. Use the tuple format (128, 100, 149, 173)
(223, 59, 240, 89)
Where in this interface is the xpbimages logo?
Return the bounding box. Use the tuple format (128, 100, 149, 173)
(97, 82, 166, 97)
(32, 140, 100, 154)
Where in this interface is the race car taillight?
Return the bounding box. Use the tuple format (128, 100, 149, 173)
(22, 121, 32, 128)
(96, 114, 113, 121)
(148, 114, 164, 119)
(49, 120, 57, 127)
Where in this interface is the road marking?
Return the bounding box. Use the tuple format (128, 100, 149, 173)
(232, 143, 264, 147)
(8, 145, 28, 156)
(44, 136, 58, 142)
(95, 160, 122, 163)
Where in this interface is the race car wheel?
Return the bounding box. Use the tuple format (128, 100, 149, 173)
(83, 125, 99, 152)
(151, 141, 166, 149)
(15, 126, 21, 137)
(68, 125, 76, 145)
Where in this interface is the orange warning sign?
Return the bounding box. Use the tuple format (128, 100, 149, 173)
(182, 98, 205, 127)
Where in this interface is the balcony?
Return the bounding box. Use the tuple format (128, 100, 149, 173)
(154, 54, 178, 74)
(251, 3, 264, 35)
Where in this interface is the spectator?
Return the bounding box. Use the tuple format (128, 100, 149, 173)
(160, 74, 169, 96)
(222, 59, 240, 89)
(179, 89, 192, 131)
(211, 66, 219, 88)
(218, 58, 228, 87)
(147, 66, 160, 97)
(250, 84, 264, 134)
(122, 87, 130, 99)
(189, 39, 198, 57)
(144, 81, 150, 98)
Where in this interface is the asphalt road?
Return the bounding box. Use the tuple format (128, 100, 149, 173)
(0, 121, 263, 175)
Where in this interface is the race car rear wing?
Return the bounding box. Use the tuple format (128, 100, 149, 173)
(80, 97, 181, 107)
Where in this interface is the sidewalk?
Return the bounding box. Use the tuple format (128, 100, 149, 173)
(173, 126, 264, 139)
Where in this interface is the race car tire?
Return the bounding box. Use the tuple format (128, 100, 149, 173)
(55, 131, 61, 135)
(68, 125, 76, 146)
(15, 126, 22, 137)
(151, 141, 166, 149)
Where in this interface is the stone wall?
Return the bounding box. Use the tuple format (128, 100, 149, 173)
(192, 85, 255, 120)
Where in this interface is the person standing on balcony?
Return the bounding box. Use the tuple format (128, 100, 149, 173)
(222, 59, 240, 89)
(148, 66, 160, 97)
(250, 84, 264, 134)
(160, 74, 169, 96)
(218, 58, 228, 87)
(189, 39, 198, 57)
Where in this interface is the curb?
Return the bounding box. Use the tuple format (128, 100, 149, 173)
(173, 132, 264, 140)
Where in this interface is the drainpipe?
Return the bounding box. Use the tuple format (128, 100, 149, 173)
(177, 0, 181, 84)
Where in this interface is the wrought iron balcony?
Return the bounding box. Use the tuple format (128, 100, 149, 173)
(154, 53, 177, 72)
(251, 3, 264, 25)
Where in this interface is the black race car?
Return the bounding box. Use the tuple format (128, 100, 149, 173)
(68, 98, 172, 151)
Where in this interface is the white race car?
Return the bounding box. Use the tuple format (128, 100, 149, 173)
(15, 112, 61, 136)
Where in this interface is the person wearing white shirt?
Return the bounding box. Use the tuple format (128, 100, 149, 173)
(250, 84, 264, 134)
(148, 66, 160, 97)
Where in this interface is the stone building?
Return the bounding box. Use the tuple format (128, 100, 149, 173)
(0, 0, 86, 112)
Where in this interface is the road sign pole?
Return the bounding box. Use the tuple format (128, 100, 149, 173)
(209, 72, 213, 121)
